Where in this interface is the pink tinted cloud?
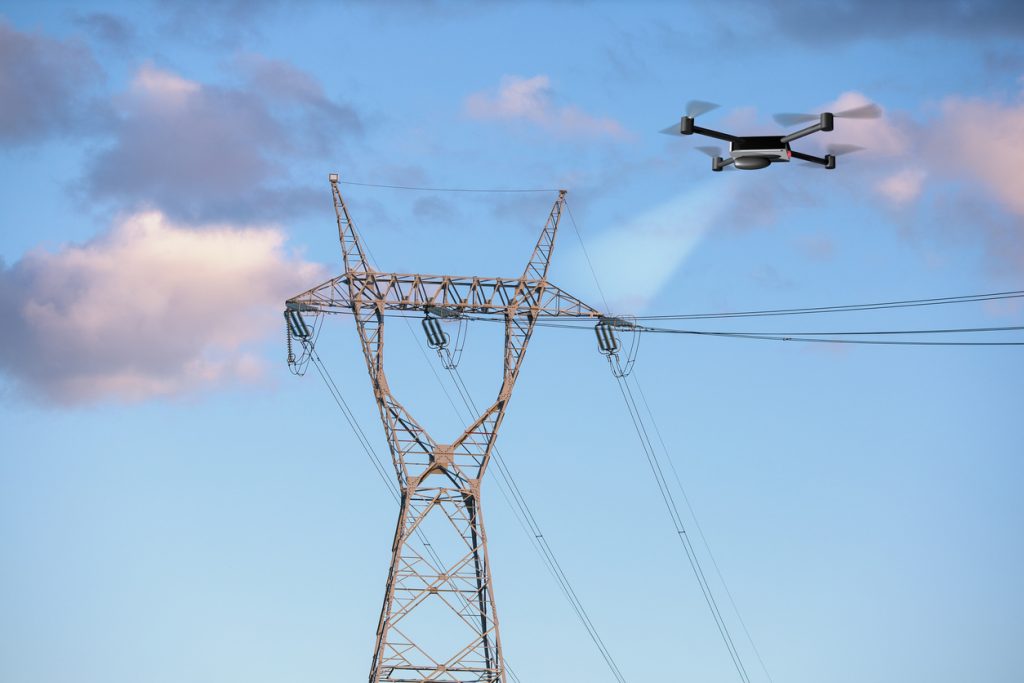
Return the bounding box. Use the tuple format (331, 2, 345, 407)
(862, 88, 1024, 217)
(0, 212, 326, 404)
(937, 94, 1024, 215)
(464, 74, 628, 139)
(803, 90, 1024, 277)
(876, 167, 927, 205)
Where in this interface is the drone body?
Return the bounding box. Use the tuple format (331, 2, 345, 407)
(663, 102, 879, 172)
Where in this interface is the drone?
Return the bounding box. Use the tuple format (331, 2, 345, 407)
(661, 100, 881, 171)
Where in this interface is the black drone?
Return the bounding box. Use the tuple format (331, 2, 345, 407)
(661, 100, 881, 171)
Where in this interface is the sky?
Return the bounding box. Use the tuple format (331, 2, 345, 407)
(1, 2, 1023, 682)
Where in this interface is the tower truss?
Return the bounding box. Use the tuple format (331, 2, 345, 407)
(286, 177, 604, 682)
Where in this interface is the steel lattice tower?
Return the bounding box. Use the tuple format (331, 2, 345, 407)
(286, 177, 603, 682)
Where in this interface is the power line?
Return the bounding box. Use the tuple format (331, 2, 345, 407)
(444, 365, 630, 683)
(631, 371, 775, 683)
(613, 372, 752, 683)
(340, 179, 560, 193)
(310, 304, 1024, 348)
(635, 326, 1024, 346)
(460, 317, 1024, 346)
(632, 290, 1024, 320)
(650, 325, 1024, 336)
(565, 200, 612, 315)
(563, 202, 763, 683)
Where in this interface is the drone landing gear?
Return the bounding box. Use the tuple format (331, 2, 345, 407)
(791, 150, 836, 169)
(712, 156, 735, 172)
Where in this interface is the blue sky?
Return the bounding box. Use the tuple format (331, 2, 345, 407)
(1, 2, 1023, 682)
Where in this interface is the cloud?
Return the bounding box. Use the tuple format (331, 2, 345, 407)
(818, 89, 1024, 275)
(826, 92, 909, 156)
(934, 94, 1024, 215)
(154, 0, 310, 46)
(86, 64, 282, 219)
(85, 62, 362, 222)
(464, 75, 629, 139)
(237, 53, 363, 156)
(0, 18, 107, 144)
(863, 89, 1024, 218)
(73, 12, 135, 47)
(876, 168, 927, 205)
(412, 196, 459, 223)
(930, 193, 1024, 277)
(0, 211, 326, 405)
(780, 91, 909, 162)
(719, 0, 1024, 44)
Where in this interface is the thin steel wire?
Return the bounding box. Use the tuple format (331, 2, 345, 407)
(613, 373, 751, 683)
(446, 366, 629, 683)
(340, 179, 560, 193)
(564, 204, 766, 683)
(460, 317, 1024, 346)
(564, 200, 612, 315)
(632, 290, 1024, 320)
(631, 370, 774, 683)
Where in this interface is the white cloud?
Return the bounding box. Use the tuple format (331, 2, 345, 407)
(876, 168, 927, 205)
(466, 74, 550, 122)
(464, 74, 628, 139)
(0, 211, 327, 404)
(131, 63, 199, 104)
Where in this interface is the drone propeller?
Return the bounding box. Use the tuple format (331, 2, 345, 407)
(773, 102, 882, 127)
(660, 100, 722, 136)
(773, 112, 818, 127)
(686, 100, 720, 118)
(694, 146, 737, 171)
(827, 143, 865, 156)
(835, 103, 883, 120)
(797, 143, 867, 169)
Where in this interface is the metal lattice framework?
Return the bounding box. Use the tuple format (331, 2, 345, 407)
(286, 177, 603, 682)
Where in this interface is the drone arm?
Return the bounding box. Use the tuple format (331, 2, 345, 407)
(691, 125, 738, 143)
(780, 123, 823, 144)
(790, 150, 836, 169)
(780, 112, 834, 144)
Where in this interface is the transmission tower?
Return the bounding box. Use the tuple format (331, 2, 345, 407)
(285, 176, 605, 682)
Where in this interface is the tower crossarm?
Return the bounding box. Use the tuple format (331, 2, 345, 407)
(286, 272, 604, 319)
